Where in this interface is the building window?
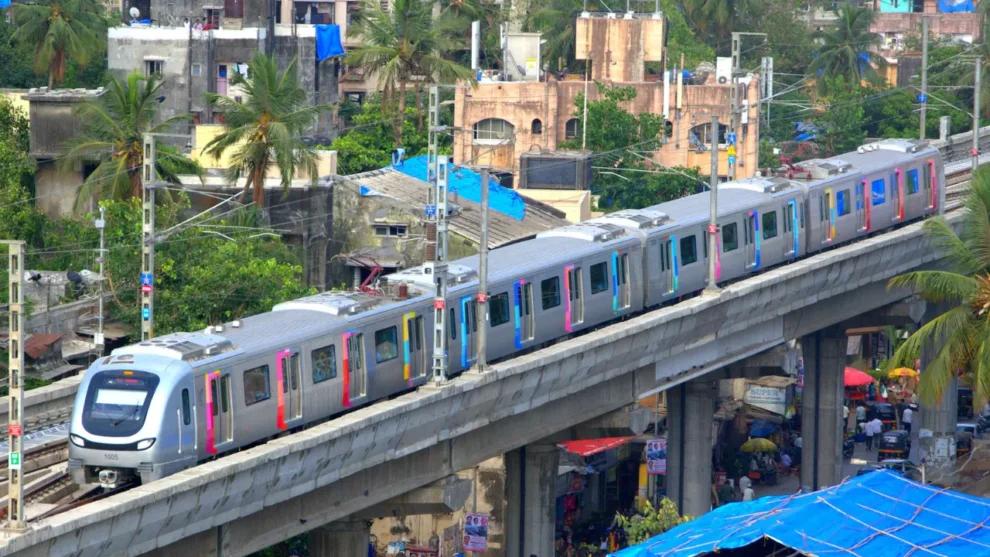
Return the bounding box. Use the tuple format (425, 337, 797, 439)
(722, 222, 738, 252)
(373, 224, 407, 237)
(243, 365, 271, 406)
(191, 63, 202, 76)
(375, 326, 399, 363)
(489, 292, 510, 327)
(590, 262, 608, 294)
(689, 122, 727, 150)
(531, 119, 543, 134)
(474, 118, 514, 142)
(565, 118, 580, 139)
(312, 345, 337, 383)
(145, 60, 163, 77)
(541, 276, 560, 310)
(346, 92, 365, 105)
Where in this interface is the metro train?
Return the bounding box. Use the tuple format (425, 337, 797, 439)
(68, 138, 945, 488)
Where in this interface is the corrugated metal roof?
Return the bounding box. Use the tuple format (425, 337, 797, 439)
(339, 168, 569, 248)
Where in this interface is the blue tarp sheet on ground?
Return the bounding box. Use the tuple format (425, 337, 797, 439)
(938, 0, 975, 11)
(315, 24, 345, 62)
(611, 470, 990, 557)
(392, 155, 527, 220)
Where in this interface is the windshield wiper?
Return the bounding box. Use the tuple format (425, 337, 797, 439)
(110, 406, 140, 427)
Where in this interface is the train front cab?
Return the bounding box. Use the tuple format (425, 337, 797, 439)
(68, 355, 197, 487)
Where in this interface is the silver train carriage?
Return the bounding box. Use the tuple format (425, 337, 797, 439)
(68, 138, 944, 488)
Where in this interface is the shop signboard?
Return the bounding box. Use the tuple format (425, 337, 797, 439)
(744, 383, 787, 415)
(464, 514, 489, 552)
(585, 449, 617, 472)
(646, 439, 667, 475)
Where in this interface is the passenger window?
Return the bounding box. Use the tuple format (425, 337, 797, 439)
(449, 308, 456, 340)
(243, 365, 271, 406)
(541, 276, 560, 309)
(469, 301, 477, 333)
(908, 169, 920, 194)
(490, 292, 510, 326)
(722, 222, 738, 252)
(312, 345, 337, 383)
(872, 179, 885, 205)
(762, 211, 777, 240)
(181, 388, 191, 425)
(680, 235, 697, 265)
(590, 262, 608, 294)
(374, 326, 399, 363)
(837, 189, 851, 216)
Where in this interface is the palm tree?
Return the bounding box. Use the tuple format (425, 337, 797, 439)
(807, 2, 886, 93)
(347, 0, 475, 146)
(886, 167, 990, 406)
(524, 0, 599, 73)
(10, 0, 106, 89)
(682, 0, 746, 42)
(61, 72, 202, 212)
(203, 51, 332, 207)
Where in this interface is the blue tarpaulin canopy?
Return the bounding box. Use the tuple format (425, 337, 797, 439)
(749, 420, 776, 439)
(315, 24, 345, 62)
(611, 470, 990, 557)
(392, 155, 527, 220)
(938, 0, 975, 12)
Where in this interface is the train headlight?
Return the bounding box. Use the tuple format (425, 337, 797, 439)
(69, 434, 86, 447)
(136, 438, 156, 450)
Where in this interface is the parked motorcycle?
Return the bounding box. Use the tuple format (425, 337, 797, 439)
(843, 438, 855, 459)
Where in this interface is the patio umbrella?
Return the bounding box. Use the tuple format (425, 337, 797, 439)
(888, 367, 918, 378)
(740, 438, 777, 453)
(844, 366, 874, 387)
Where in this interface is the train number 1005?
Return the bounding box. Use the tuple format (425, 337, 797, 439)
(104, 453, 119, 461)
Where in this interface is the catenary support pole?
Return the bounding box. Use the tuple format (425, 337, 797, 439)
(920, 16, 929, 140)
(706, 115, 720, 294)
(4, 241, 25, 531)
(95, 206, 106, 356)
(141, 134, 157, 341)
(477, 167, 489, 372)
(974, 57, 981, 175)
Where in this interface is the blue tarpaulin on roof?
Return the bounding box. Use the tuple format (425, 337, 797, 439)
(392, 155, 527, 221)
(938, 0, 975, 12)
(0, 0, 10, 8)
(315, 24, 345, 62)
(610, 471, 990, 557)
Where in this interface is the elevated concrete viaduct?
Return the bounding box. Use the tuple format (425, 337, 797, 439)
(0, 213, 957, 557)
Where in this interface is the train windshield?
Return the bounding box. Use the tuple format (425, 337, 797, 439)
(81, 371, 160, 437)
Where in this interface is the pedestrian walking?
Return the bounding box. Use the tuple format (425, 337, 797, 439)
(865, 417, 876, 450)
(902, 406, 913, 433)
(742, 484, 755, 502)
(856, 403, 867, 431)
(843, 404, 850, 432)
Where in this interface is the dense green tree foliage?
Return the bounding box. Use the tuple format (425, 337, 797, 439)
(10, 0, 107, 89)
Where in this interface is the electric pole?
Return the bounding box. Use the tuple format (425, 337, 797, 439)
(706, 116, 720, 295)
(730, 32, 766, 180)
(920, 16, 929, 140)
(141, 134, 160, 341)
(4, 241, 25, 532)
(477, 167, 489, 372)
(974, 57, 981, 175)
(425, 86, 451, 383)
(95, 207, 106, 357)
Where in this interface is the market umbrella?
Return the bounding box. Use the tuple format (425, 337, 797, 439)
(844, 366, 874, 387)
(888, 367, 918, 378)
(740, 438, 777, 453)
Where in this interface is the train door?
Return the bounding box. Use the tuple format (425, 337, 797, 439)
(818, 190, 834, 244)
(565, 265, 584, 329)
(405, 313, 426, 381)
(206, 371, 233, 454)
(277, 350, 302, 428)
(744, 211, 758, 269)
(659, 237, 677, 295)
(784, 200, 799, 258)
(855, 180, 867, 231)
(616, 253, 631, 309)
(891, 169, 903, 222)
(345, 333, 366, 402)
(177, 380, 195, 457)
(923, 159, 935, 211)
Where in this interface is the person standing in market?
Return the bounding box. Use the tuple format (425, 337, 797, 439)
(843, 403, 850, 433)
(865, 415, 876, 450)
(902, 406, 913, 433)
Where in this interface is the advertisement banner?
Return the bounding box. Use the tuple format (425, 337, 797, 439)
(464, 514, 489, 552)
(744, 384, 787, 415)
(646, 439, 667, 475)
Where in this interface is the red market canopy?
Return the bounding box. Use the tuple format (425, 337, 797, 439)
(844, 367, 874, 387)
(558, 436, 637, 457)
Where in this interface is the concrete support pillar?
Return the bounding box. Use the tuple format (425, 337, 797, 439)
(309, 520, 371, 557)
(505, 443, 560, 557)
(800, 330, 845, 491)
(666, 378, 716, 518)
(919, 304, 958, 485)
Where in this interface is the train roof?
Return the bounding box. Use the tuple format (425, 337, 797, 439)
(785, 139, 936, 183)
(645, 187, 774, 228)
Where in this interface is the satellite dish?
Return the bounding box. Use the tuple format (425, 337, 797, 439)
(129, 6, 140, 18)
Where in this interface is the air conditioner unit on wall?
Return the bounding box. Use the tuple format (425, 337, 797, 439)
(716, 57, 732, 84)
